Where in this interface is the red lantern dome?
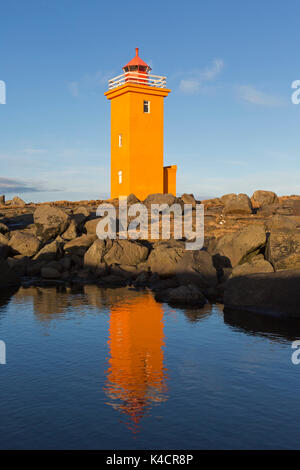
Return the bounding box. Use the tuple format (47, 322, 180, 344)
(122, 48, 151, 84)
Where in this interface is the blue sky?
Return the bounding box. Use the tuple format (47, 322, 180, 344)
(0, 0, 299, 202)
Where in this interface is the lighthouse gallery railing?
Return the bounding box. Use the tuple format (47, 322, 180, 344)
(108, 72, 167, 90)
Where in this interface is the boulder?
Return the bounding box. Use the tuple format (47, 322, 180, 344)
(211, 225, 267, 267)
(34, 205, 70, 241)
(84, 239, 106, 270)
(98, 274, 128, 287)
(145, 240, 185, 277)
(41, 267, 61, 279)
(143, 193, 178, 207)
(155, 284, 207, 307)
(0, 233, 9, 246)
(33, 238, 64, 262)
(0, 222, 9, 234)
(266, 229, 300, 271)
(73, 206, 90, 226)
(6, 256, 29, 276)
(64, 234, 96, 256)
(127, 193, 140, 205)
(0, 233, 10, 258)
(104, 240, 149, 266)
(222, 193, 253, 215)
(61, 219, 78, 240)
(266, 214, 299, 231)
(230, 254, 274, 278)
(224, 270, 300, 318)
(220, 193, 236, 205)
(180, 193, 196, 206)
(252, 190, 278, 207)
(0, 195, 5, 205)
(175, 250, 217, 288)
(85, 218, 101, 235)
(9, 231, 41, 257)
(11, 196, 26, 207)
(0, 259, 20, 287)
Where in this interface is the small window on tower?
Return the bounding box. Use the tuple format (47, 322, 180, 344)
(143, 100, 150, 113)
(118, 134, 122, 147)
(118, 170, 122, 184)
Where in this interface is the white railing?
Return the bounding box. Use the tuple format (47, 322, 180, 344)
(108, 72, 167, 90)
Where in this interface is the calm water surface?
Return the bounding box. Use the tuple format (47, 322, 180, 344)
(0, 285, 300, 449)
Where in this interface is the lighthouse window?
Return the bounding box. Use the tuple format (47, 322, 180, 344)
(118, 171, 122, 184)
(143, 100, 150, 113)
(118, 134, 122, 147)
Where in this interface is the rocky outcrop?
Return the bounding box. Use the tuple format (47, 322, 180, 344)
(11, 196, 26, 207)
(0, 195, 5, 205)
(34, 205, 70, 241)
(224, 270, 300, 318)
(1, 190, 300, 315)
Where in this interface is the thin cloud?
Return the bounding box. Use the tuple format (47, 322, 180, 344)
(23, 148, 47, 155)
(67, 70, 114, 98)
(237, 85, 284, 107)
(0, 177, 60, 194)
(179, 59, 224, 95)
(67, 81, 80, 97)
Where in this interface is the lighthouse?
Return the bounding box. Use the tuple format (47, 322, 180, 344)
(105, 48, 177, 201)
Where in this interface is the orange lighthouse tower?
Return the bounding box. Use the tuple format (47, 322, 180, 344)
(105, 48, 177, 200)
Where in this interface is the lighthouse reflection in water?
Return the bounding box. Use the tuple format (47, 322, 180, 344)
(104, 292, 168, 433)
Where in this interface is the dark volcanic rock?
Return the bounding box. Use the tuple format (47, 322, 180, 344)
(34, 205, 71, 241)
(9, 231, 41, 257)
(0, 222, 9, 234)
(175, 249, 217, 288)
(252, 190, 278, 207)
(230, 254, 274, 277)
(64, 235, 96, 256)
(145, 240, 185, 277)
(222, 193, 253, 215)
(155, 284, 207, 307)
(143, 193, 178, 206)
(0, 259, 20, 288)
(224, 270, 300, 318)
(266, 229, 300, 271)
(180, 193, 197, 206)
(210, 225, 267, 268)
(104, 240, 149, 266)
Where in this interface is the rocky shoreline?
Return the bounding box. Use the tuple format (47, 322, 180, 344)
(0, 190, 300, 318)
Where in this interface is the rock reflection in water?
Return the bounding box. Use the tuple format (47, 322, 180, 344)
(104, 292, 168, 434)
(224, 308, 300, 342)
